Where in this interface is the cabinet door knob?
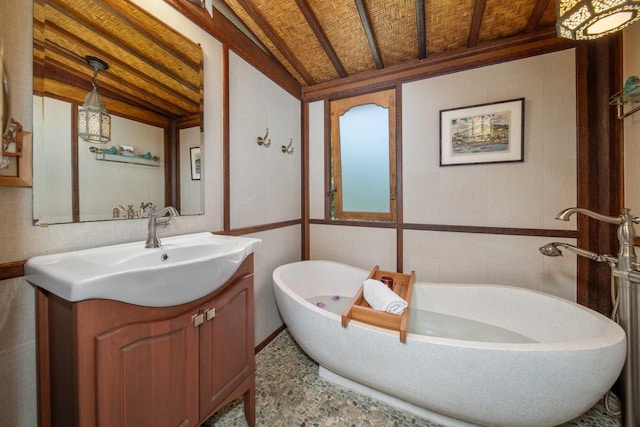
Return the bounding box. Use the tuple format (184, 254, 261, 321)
(192, 313, 204, 327)
(205, 308, 216, 321)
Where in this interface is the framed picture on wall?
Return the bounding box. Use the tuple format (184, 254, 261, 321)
(440, 98, 524, 166)
(190, 147, 201, 180)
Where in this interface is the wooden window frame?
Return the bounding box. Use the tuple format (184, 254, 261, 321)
(329, 89, 397, 222)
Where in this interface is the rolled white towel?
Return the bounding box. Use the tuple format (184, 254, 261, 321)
(363, 278, 408, 315)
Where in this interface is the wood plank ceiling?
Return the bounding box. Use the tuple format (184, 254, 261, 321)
(34, 0, 204, 127)
(34, 0, 560, 120)
(211, 0, 558, 87)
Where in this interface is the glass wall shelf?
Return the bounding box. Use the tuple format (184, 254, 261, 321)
(89, 146, 160, 167)
(610, 76, 640, 119)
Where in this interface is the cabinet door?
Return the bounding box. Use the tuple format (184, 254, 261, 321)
(95, 310, 200, 427)
(199, 274, 254, 419)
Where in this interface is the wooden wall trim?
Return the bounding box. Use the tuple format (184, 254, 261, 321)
(218, 220, 302, 237)
(72, 103, 80, 223)
(223, 46, 231, 232)
(395, 83, 404, 273)
(255, 324, 286, 354)
(0, 261, 26, 281)
(309, 219, 578, 238)
(576, 36, 624, 316)
(323, 100, 332, 221)
(403, 224, 577, 238)
(302, 101, 310, 260)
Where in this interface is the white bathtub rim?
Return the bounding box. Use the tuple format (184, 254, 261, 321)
(273, 260, 626, 352)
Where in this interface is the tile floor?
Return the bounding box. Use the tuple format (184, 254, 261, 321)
(203, 330, 621, 427)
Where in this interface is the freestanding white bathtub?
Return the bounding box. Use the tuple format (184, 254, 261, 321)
(272, 260, 627, 427)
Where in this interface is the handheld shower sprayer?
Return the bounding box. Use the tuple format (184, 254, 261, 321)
(539, 242, 598, 259)
(539, 242, 618, 266)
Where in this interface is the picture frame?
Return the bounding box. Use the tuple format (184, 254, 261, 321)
(190, 147, 201, 180)
(440, 98, 524, 166)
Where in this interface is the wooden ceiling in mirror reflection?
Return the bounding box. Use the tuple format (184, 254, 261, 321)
(33, 0, 204, 128)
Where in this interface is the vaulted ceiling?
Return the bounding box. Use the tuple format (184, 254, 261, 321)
(35, 0, 566, 115)
(211, 0, 558, 87)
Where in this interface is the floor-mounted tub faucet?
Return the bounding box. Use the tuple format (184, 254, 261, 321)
(554, 207, 638, 271)
(145, 204, 179, 248)
(541, 207, 640, 427)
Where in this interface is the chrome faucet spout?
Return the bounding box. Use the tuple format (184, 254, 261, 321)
(145, 205, 179, 248)
(555, 207, 623, 224)
(555, 207, 637, 270)
(112, 205, 127, 218)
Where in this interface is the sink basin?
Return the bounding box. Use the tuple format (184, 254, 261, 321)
(25, 232, 261, 307)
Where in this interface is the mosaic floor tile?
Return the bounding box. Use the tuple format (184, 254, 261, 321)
(203, 330, 621, 427)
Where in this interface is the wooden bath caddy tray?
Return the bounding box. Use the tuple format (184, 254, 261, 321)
(341, 266, 415, 343)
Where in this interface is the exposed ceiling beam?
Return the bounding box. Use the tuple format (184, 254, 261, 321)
(296, 0, 347, 78)
(163, 0, 301, 99)
(303, 27, 573, 101)
(213, 0, 274, 59)
(526, 0, 552, 32)
(416, 0, 426, 59)
(467, 0, 487, 48)
(355, 0, 383, 69)
(231, 0, 316, 85)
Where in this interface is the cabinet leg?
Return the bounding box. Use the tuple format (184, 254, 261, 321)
(243, 374, 256, 427)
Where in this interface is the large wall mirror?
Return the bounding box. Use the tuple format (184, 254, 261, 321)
(32, 0, 204, 224)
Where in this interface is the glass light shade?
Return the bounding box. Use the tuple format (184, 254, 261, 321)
(78, 86, 111, 143)
(557, 0, 640, 40)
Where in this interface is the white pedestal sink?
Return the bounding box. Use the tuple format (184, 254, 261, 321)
(25, 232, 261, 306)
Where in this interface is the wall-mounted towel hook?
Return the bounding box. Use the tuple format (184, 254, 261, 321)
(256, 128, 271, 147)
(281, 138, 294, 154)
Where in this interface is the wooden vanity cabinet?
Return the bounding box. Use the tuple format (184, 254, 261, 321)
(36, 255, 255, 427)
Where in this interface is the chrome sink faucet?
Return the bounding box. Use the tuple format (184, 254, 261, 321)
(145, 204, 179, 248)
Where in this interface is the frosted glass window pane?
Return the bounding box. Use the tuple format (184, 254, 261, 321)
(339, 104, 390, 213)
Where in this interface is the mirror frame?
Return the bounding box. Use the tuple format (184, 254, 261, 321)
(0, 56, 33, 188)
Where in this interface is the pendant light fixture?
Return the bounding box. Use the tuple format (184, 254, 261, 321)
(78, 56, 111, 144)
(557, 0, 640, 40)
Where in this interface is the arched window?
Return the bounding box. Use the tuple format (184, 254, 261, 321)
(329, 89, 397, 221)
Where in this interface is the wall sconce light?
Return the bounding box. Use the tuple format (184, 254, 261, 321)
(557, 0, 640, 40)
(78, 56, 111, 144)
(281, 138, 294, 154)
(256, 128, 271, 147)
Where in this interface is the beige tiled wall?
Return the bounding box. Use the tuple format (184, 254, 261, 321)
(310, 224, 397, 272)
(402, 50, 576, 229)
(308, 49, 578, 300)
(0, 279, 36, 426)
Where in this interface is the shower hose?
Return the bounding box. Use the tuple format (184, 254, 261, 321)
(604, 267, 621, 416)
